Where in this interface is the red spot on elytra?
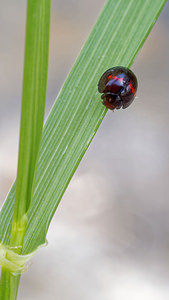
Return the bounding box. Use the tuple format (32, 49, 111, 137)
(112, 76, 124, 84)
(108, 74, 113, 80)
(129, 83, 135, 94)
(107, 75, 124, 84)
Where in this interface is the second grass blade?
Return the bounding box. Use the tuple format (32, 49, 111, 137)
(13, 0, 51, 223)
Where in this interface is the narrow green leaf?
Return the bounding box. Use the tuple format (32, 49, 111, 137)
(9, 0, 51, 250)
(14, 0, 50, 223)
(0, 0, 166, 257)
(0, 0, 51, 298)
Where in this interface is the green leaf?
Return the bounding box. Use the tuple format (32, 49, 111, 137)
(13, 0, 51, 224)
(0, 0, 51, 298)
(0, 0, 166, 257)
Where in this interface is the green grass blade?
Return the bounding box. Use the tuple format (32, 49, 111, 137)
(0, 1, 51, 299)
(14, 0, 50, 222)
(0, 0, 166, 257)
(10, 0, 50, 247)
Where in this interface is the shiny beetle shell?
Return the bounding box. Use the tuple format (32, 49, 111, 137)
(98, 66, 138, 110)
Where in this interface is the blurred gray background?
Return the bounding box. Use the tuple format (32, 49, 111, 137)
(1, 1, 169, 299)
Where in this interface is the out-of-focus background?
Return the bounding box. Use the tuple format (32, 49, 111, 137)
(1, 1, 169, 299)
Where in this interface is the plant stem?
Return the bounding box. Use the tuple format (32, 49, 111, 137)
(11, 0, 51, 247)
(0, 0, 51, 298)
(0, 270, 20, 300)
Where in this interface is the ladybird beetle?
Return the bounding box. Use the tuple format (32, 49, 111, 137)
(98, 66, 138, 110)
